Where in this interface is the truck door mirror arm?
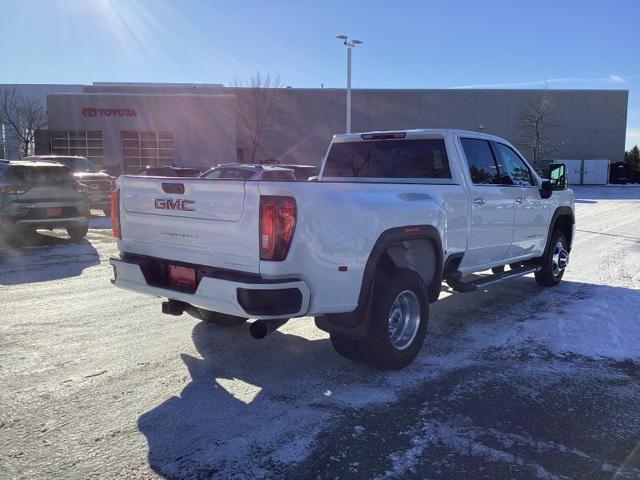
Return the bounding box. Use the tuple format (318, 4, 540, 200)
(539, 180, 553, 199)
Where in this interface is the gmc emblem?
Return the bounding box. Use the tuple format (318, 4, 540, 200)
(154, 199, 195, 212)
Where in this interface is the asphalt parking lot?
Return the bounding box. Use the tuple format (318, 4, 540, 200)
(1, 186, 639, 479)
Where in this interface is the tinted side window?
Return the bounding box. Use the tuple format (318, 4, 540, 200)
(460, 138, 501, 185)
(323, 139, 451, 179)
(494, 143, 533, 186)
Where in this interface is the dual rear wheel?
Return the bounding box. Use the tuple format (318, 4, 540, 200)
(330, 269, 429, 370)
(330, 230, 569, 369)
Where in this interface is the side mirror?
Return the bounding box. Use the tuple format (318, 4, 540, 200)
(540, 163, 567, 199)
(548, 163, 567, 190)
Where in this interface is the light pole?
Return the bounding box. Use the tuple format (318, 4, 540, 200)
(336, 34, 362, 134)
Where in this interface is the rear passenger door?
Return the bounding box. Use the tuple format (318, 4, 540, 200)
(458, 138, 516, 268)
(492, 142, 549, 257)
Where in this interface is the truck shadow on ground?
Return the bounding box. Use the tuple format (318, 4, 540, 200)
(138, 321, 339, 478)
(137, 279, 640, 478)
(0, 230, 99, 285)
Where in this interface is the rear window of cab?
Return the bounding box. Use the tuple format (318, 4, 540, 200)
(323, 138, 451, 179)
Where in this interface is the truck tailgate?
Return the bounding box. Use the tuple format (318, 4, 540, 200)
(118, 176, 260, 274)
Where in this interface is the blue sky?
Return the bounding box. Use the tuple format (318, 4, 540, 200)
(1, 0, 638, 148)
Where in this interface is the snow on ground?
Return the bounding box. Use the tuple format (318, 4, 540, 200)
(1, 187, 640, 479)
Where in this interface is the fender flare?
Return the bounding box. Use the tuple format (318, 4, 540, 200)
(315, 225, 444, 339)
(543, 206, 575, 258)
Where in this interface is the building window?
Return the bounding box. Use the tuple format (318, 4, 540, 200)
(121, 130, 175, 174)
(50, 130, 104, 169)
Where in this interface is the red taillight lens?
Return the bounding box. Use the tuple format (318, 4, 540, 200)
(0, 185, 30, 195)
(75, 182, 89, 193)
(260, 199, 276, 259)
(110, 189, 121, 239)
(259, 196, 296, 261)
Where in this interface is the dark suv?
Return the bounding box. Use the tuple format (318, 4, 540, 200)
(0, 160, 90, 243)
(26, 155, 114, 216)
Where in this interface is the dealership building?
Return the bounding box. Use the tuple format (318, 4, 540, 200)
(0, 82, 629, 180)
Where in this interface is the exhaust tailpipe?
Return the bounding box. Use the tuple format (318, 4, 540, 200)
(162, 300, 188, 316)
(250, 318, 289, 339)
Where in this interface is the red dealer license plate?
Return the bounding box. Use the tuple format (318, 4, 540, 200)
(45, 207, 62, 217)
(168, 265, 197, 290)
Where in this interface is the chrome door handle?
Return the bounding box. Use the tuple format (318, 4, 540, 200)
(516, 197, 526, 204)
(472, 198, 486, 206)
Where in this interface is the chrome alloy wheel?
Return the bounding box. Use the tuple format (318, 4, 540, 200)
(388, 290, 421, 350)
(551, 240, 569, 276)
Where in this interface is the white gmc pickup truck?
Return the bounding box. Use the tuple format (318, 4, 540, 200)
(110, 129, 574, 369)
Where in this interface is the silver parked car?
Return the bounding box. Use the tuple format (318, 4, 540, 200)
(199, 164, 296, 181)
(0, 160, 91, 243)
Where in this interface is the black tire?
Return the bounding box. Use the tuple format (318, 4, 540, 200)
(535, 230, 568, 287)
(358, 269, 429, 370)
(67, 224, 88, 242)
(188, 306, 248, 326)
(491, 266, 505, 274)
(330, 334, 365, 362)
(102, 206, 112, 217)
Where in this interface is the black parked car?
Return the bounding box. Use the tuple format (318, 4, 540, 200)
(609, 162, 630, 184)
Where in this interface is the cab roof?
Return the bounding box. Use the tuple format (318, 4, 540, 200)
(332, 128, 505, 143)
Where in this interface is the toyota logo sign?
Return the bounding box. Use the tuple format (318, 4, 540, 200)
(82, 107, 137, 117)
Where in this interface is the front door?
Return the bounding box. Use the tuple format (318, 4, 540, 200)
(492, 142, 549, 258)
(458, 137, 516, 268)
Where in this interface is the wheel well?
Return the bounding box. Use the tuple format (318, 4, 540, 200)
(379, 238, 441, 302)
(553, 214, 574, 250)
(314, 226, 443, 338)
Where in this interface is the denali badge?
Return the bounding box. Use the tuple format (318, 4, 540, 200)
(154, 198, 195, 212)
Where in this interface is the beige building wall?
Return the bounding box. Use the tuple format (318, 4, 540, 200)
(242, 88, 628, 166)
(31, 84, 627, 171)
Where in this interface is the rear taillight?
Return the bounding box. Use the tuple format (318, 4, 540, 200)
(75, 182, 89, 193)
(259, 196, 296, 261)
(0, 185, 30, 195)
(110, 189, 121, 239)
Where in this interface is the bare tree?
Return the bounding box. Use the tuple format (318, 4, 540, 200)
(0, 86, 49, 158)
(231, 72, 283, 163)
(516, 90, 560, 163)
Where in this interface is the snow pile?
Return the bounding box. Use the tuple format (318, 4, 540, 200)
(464, 282, 640, 362)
